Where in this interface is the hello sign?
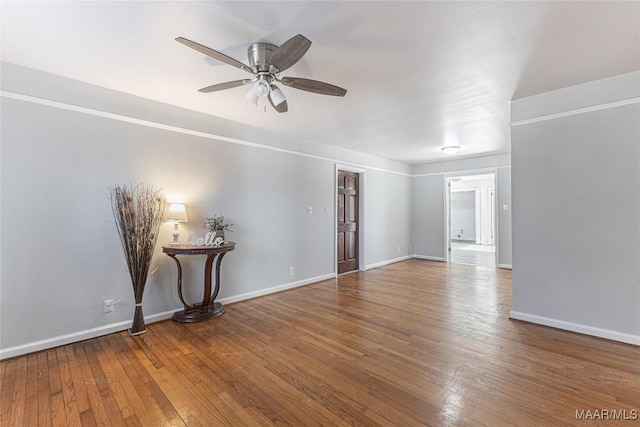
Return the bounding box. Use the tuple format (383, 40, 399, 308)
(186, 232, 225, 247)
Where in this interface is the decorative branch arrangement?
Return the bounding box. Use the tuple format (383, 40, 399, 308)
(109, 184, 166, 335)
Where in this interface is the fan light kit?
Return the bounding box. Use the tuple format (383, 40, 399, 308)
(176, 34, 347, 113)
(246, 78, 271, 105)
(441, 146, 461, 155)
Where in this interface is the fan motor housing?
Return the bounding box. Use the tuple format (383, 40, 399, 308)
(247, 42, 278, 73)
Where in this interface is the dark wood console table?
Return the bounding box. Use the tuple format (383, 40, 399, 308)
(162, 242, 236, 323)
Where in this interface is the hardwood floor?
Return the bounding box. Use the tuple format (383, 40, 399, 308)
(450, 241, 496, 268)
(2, 260, 638, 426)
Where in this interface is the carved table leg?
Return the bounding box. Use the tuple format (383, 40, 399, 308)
(211, 252, 227, 302)
(172, 253, 225, 323)
(204, 253, 224, 318)
(202, 253, 216, 307)
(167, 254, 193, 309)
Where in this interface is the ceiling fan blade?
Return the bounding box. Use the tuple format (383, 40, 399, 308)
(198, 80, 248, 93)
(280, 77, 347, 97)
(176, 37, 254, 74)
(269, 34, 311, 73)
(269, 96, 288, 113)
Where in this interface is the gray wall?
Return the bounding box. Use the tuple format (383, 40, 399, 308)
(410, 156, 512, 266)
(411, 174, 446, 260)
(0, 64, 412, 357)
(365, 170, 412, 266)
(510, 71, 640, 344)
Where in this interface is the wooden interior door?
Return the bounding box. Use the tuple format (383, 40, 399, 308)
(337, 171, 359, 274)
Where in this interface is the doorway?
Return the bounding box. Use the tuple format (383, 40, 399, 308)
(447, 173, 496, 268)
(337, 170, 360, 274)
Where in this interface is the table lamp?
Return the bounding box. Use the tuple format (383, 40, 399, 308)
(164, 203, 188, 246)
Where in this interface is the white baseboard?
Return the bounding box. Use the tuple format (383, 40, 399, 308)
(0, 309, 180, 360)
(411, 255, 446, 262)
(509, 311, 640, 346)
(498, 264, 512, 269)
(365, 255, 411, 270)
(0, 273, 336, 360)
(218, 273, 336, 305)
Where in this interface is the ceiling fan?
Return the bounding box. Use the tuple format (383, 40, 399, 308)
(175, 34, 347, 113)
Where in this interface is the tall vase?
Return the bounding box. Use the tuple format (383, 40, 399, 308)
(130, 303, 146, 335)
(110, 183, 165, 337)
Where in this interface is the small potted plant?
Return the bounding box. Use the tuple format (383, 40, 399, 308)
(204, 214, 233, 241)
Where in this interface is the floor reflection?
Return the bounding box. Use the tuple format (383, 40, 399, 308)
(450, 241, 496, 268)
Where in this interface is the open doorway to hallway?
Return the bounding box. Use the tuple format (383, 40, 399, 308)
(447, 173, 496, 268)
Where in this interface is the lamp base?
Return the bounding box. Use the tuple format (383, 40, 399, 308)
(171, 223, 180, 246)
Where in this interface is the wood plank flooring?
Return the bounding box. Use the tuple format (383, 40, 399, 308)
(1, 259, 639, 426)
(450, 241, 496, 268)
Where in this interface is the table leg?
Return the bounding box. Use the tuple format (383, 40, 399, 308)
(202, 253, 217, 307)
(211, 252, 227, 302)
(167, 254, 193, 309)
(171, 252, 226, 323)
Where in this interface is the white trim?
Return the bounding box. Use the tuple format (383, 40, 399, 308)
(0, 90, 411, 177)
(509, 311, 640, 346)
(493, 171, 500, 264)
(412, 171, 445, 178)
(498, 264, 512, 270)
(0, 91, 516, 178)
(444, 170, 498, 268)
(335, 164, 367, 174)
(335, 166, 366, 273)
(448, 180, 455, 262)
(413, 161, 510, 178)
(510, 97, 640, 127)
(0, 309, 180, 360)
(443, 167, 498, 179)
(218, 273, 336, 305)
(365, 255, 411, 270)
(0, 273, 336, 360)
(411, 255, 446, 262)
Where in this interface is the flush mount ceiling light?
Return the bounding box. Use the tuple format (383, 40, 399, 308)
(441, 145, 461, 155)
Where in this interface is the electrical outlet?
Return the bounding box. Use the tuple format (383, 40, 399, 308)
(103, 299, 114, 313)
(289, 267, 295, 276)
(397, 246, 401, 253)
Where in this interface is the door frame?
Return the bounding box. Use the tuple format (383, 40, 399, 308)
(335, 164, 366, 274)
(444, 168, 498, 267)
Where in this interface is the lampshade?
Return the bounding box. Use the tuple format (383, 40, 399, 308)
(164, 203, 188, 222)
(246, 79, 270, 104)
(270, 85, 286, 106)
(441, 145, 461, 155)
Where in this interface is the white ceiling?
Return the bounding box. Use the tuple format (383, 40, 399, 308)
(2, 1, 638, 165)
